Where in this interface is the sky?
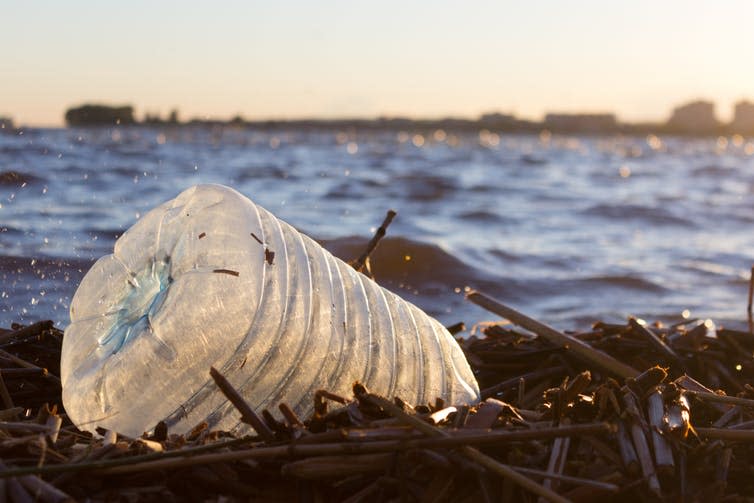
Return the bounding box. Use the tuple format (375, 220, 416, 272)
(2, 0, 753, 126)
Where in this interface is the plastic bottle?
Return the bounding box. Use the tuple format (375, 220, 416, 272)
(61, 184, 479, 436)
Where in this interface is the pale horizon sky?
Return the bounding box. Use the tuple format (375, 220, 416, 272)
(2, 1, 753, 127)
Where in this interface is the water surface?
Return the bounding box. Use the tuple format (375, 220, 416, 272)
(2, 127, 753, 331)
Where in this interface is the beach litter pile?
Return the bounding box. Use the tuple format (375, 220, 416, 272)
(1, 293, 754, 501)
(3, 186, 754, 501)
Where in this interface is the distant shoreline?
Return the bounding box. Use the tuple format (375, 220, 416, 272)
(4, 118, 753, 137)
(58, 117, 754, 137)
(5, 100, 754, 137)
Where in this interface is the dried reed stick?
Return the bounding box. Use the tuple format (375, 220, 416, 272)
(209, 366, 275, 442)
(467, 290, 640, 379)
(350, 209, 397, 272)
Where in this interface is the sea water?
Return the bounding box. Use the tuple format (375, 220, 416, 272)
(2, 127, 754, 330)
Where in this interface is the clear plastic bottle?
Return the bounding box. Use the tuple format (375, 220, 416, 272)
(61, 184, 479, 437)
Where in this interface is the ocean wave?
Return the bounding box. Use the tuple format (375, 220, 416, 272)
(0, 170, 44, 186)
(692, 164, 738, 177)
(0, 226, 23, 236)
(0, 255, 94, 275)
(457, 209, 504, 223)
(519, 154, 548, 165)
(571, 274, 667, 293)
(679, 260, 749, 280)
(324, 235, 479, 287)
(581, 203, 694, 227)
(392, 174, 457, 201)
(83, 228, 123, 242)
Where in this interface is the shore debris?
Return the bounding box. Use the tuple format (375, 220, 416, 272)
(4, 290, 754, 501)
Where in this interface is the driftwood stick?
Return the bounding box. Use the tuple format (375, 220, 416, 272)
(0, 437, 248, 478)
(628, 318, 683, 366)
(679, 450, 688, 502)
(538, 420, 571, 501)
(712, 405, 740, 428)
(0, 457, 72, 503)
(18, 474, 73, 503)
(460, 448, 570, 503)
(746, 266, 754, 334)
(7, 476, 33, 503)
(278, 403, 305, 428)
(511, 465, 619, 492)
(646, 388, 674, 473)
(616, 421, 639, 475)
(209, 367, 275, 442)
(0, 422, 61, 433)
(102, 429, 117, 446)
(664, 392, 691, 439)
(50, 444, 119, 486)
(467, 290, 640, 379)
(481, 366, 566, 399)
(341, 480, 382, 503)
(623, 390, 661, 496)
(350, 209, 397, 273)
(0, 422, 612, 479)
(0, 371, 13, 409)
(729, 419, 754, 430)
(684, 390, 754, 409)
(428, 406, 457, 425)
(0, 407, 23, 421)
(0, 349, 59, 384)
(464, 399, 505, 429)
(695, 427, 754, 441)
(101, 448, 265, 475)
(281, 453, 392, 479)
(0, 320, 53, 345)
(674, 375, 729, 413)
(1, 368, 49, 377)
(715, 447, 733, 500)
(45, 415, 63, 444)
(517, 377, 526, 405)
(360, 392, 572, 503)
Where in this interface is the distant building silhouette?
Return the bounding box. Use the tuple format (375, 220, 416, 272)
(666, 100, 719, 133)
(731, 100, 754, 134)
(479, 112, 516, 126)
(543, 113, 617, 132)
(65, 104, 135, 126)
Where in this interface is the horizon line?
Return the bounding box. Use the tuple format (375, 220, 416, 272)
(5, 97, 753, 129)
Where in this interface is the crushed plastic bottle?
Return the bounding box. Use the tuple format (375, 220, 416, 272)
(61, 184, 480, 436)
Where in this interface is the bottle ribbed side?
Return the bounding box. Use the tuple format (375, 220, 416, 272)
(205, 202, 479, 433)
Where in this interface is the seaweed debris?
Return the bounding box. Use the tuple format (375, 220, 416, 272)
(3, 294, 754, 501)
